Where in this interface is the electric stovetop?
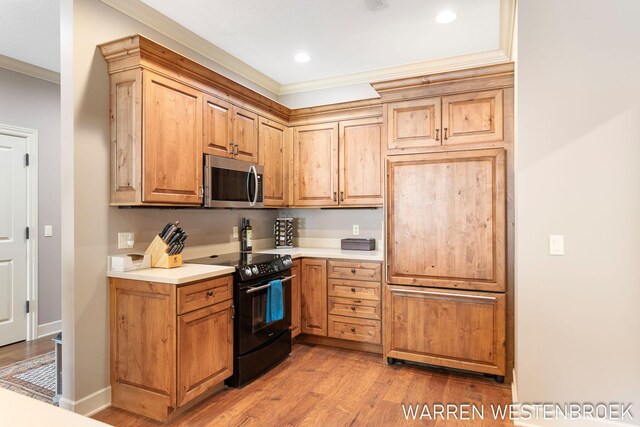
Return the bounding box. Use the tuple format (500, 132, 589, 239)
(188, 252, 284, 268)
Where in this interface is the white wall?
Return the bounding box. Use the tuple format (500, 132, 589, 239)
(516, 1, 640, 425)
(0, 68, 61, 326)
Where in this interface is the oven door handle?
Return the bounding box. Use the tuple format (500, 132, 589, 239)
(245, 275, 296, 294)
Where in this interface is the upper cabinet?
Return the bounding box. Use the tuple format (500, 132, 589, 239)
(143, 71, 204, 205)
(293, 122, 339, 207)
(339, 117, 384, 206)
(258, 117, 291, 207)
(292, 118, 384, 208)
(203, 94, 258, 162)
(385, 89, 505, 155)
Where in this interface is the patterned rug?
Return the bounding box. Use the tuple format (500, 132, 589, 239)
(0, 352, 57, 405)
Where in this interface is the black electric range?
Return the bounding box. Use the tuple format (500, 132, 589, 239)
(188, 252, 293, 387)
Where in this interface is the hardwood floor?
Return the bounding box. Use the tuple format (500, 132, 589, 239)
(0, 336, 55, 368)
(93, 343, 513, 426)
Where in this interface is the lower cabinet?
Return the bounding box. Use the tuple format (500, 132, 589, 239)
(300, 259, 328, 336)
(290, 260, 302, 338)
(109, 275, 234, 421)
(383, 285, 506, 376)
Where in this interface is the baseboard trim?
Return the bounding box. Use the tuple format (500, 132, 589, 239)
(59, 386, 111, 416)
(37, 320, 62, 338)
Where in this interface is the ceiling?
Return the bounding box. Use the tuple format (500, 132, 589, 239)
(139, 0, 503, 89)
(0, 0, 60, 72)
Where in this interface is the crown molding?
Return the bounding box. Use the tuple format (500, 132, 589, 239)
(98, 0, 281, 95)
(0, 55, 60, 84)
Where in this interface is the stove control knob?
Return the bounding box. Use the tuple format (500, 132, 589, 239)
(252, 265, 259, 275)
(242, 266, 252, 277)
(283, 258, 293, 267)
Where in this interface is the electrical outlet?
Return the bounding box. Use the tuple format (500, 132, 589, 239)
(118, 232, 134, 249)
(232, 226, 239, 238)
(353, 224, 360, 236)
(44, 225, 53, 237)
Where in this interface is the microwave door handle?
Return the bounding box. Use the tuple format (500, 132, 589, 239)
(251, 165, 259, 206)
(246, 166, 253, 206)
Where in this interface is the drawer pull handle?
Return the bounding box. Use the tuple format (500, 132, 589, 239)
(351, 306, 356, 311)
(354, 300, 362, 303)
(350, 287, 356, 293)
(206, 290, 214, 297)
(351, 269, 356, 274)
(350, 327, 356, 333)
(389, 288, 497, 300)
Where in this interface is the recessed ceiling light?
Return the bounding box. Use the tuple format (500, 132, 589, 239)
(436, 10, 457, 24)
(294, 52, 311, 63)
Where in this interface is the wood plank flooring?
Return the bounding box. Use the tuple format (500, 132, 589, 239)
(94, 343, 513, 426)
(0, 336, 55, 368)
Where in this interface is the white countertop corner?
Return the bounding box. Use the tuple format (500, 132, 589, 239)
(107, 263, 235, 285)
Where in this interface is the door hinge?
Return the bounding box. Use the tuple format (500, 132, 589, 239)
(25, 226, 30, 240)
(26, 300, 30, 314)
(25, 153, 30, 166)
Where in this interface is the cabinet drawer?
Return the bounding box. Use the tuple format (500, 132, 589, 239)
(328, 279, 380, 301)
(177, 275, 233, 315)
(327, 261, 381, 281)
(328, 297, 381, 320)
(328, 315, 381, 344)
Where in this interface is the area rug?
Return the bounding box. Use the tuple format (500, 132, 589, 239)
(0, 352, 56, 405)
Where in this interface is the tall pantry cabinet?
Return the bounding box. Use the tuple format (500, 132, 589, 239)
(375, 64, 514, 380)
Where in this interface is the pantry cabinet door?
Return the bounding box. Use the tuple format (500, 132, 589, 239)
(442, 89, 504, 146)
(203, 94, 233, 158)
(386, 97, 441, 153)
(143, 71, 203, 204)
(293, 123, 339, 207)
(258, 117, 291, 207)
(339, 117, 384, 206)
(386, 149, 506, 292)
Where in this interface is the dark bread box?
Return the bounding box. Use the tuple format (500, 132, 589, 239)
(340, 238, 376, 251)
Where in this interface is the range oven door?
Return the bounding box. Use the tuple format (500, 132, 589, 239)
(203, 155, 264, 208)
(236, 273, 292, 356)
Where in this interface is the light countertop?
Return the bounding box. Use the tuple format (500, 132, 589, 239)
(258, 247, 384, 262)
(107, 263, 235, 285)
(0, 389, 109, 427)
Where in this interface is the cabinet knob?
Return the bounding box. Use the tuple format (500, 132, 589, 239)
(340, 191, 344, 201)
(350, 287, 356, 293)
(351, 306, 356, 311)
(351, 269, 356, 274)
(333, 192, 337, 201)
(350, 327, 356, 333)
(206, 290, 214, 297)
(444, 128, 449, 140)
(435, 129, 440, 141)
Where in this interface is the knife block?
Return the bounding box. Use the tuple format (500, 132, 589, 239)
(145, 235, 182, 269)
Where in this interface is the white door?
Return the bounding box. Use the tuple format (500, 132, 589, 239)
(0, 130, 29, 346)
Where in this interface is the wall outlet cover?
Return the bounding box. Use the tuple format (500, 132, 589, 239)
(353, 224, 360, 235)
(44, 225, 53, 237)
(118, 232, 134, 249)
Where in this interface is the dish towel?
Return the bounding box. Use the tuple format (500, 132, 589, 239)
(266, 279, 284, 323)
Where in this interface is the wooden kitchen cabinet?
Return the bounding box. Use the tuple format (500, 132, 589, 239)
(258, 117, 292, 207)
(109, 275, 234, 421)
(339, 117, 384, 206)
(386, 149, 506, 292)
(300, 259, 328, 336)
(384, 285, 505, 376)
(203, 94, 258, 162)
(442, 89, 504, 146)
(386, 97, 442, 152)
(293, 123, 339, 207)
(290, 259, 301, 338)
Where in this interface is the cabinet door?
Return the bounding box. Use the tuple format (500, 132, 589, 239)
(258, 117, 291, 207)
(386, 98, 441, 153)
(384, 285, 505, 375)
(177, 299, 233, 406)
(442, 89, 504, 146)
(300, 259, 327, 336)
(290, 260, 301, 338)
(143, 71, 203, 204)
(386, 149, 506, 292)
(110, 279, 176, 418)
(203, 94, 233, 157)
(293, 123, 339, 207)
(339, 117, 383, 206)
(232, 106, 259, 162)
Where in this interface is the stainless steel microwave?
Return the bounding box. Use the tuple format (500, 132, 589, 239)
(203, 155, 264, 208)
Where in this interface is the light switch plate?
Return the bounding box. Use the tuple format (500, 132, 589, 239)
(353, 224, 360, 236)
(232, 226, 239, 238)
(44, 225, 53, 237)
(549, 235, 564, 255)
(118, 232, 134, 249)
